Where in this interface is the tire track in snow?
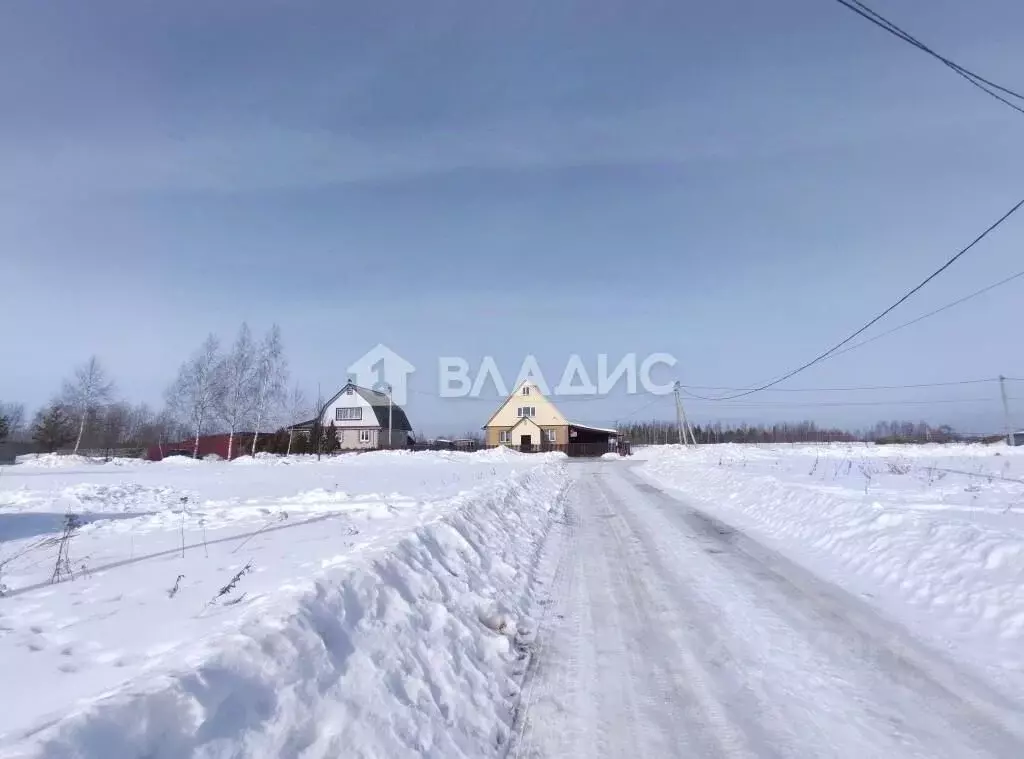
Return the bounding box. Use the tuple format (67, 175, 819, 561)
(608, 465, 1024, 758)
(592, 472, 764, 759)
(514, 460, 1024, 758)
(513, 465, 758, 758)
(507, 485, 577, 757)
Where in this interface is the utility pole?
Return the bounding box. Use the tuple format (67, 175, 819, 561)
(386, 383, 393, 449)
(673, 381, 696, 446)
(315, 382, 323, 461)
(1000, 375, 1013, 442)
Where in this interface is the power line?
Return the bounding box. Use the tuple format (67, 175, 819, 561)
(621, 394, 672, 419)
(682, 378, 998, 393)
(828, 268, 1024, 360)
(832, 0, 1024, 116)
(682, 396, 1007, 409)
(410, 388, 660, 404)
(410, 377, 1016, 403)
(683, 266, 1024, 392)
(843, 0, 1024, 103)
(686, 197, 1024, 402)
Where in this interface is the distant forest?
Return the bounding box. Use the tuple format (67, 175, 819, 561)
(618, 419, 1000, 446)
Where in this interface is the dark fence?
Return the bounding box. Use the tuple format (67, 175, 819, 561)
(405, 441, 633, 457)
(0, 441, 38, 465)
(480, 442, 631, 458)
(408, 441, 482, 453)
(58, 447, 147, 460)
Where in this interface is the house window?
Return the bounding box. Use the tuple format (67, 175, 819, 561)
(545, 429, 557, 443)
(522, 386, 530, 395)
(516, 406, 536, 418)
(359, 429, 372, 443)
(336, 407, 362, 421)
(346, 386, 354, 395)
(499, 430, 511, 444)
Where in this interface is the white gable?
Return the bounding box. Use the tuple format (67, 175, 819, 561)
(322, 386, 379, 428)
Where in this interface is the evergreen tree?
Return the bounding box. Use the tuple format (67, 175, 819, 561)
(321, 421, 340, 454)
(267, 428, 290, 454)
(290, 431, 312, 455)
(32, 404, 76, 453)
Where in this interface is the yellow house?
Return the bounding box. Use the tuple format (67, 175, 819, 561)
(482, 381, 620, 454)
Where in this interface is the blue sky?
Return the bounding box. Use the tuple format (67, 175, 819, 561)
(3, 0, 1023, 435)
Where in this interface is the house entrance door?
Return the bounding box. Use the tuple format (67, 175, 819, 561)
(520, 435, 533, 452)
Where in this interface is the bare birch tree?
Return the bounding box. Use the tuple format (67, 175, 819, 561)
(62, 356, 114, 454)
(250, 324, 289, 455)
(215, 323, 258, 460)
(166, 335, 222, 458)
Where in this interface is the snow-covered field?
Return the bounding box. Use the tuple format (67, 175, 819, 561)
(637, 442, 1024, 698)
(0, 450, 569, 758)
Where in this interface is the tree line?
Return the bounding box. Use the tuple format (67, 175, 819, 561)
(0, 323, 315, 458)
(618, 419, 975, 445)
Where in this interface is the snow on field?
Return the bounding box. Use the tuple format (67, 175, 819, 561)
(0, 450, 568, 758)
(637, 442, 1024, 697)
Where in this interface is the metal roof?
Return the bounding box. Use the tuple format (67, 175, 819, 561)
(290, 382, 413, 431)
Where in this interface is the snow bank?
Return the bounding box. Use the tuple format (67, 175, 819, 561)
(638, 444, 1024, 696)
(15, 454, 105, 469)
(229, 452, 290, 465)
(0, 455, 568, 758)
(155, 455, 204, 466)
(15, 454, 146, 469)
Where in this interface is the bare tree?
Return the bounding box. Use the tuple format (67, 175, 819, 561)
(95, 402, 133, 455)
(250, 324, 289, 455)
(0, 402, 25, 442)
(62, 356, 114, 454)
(166, 335, 222, 458)
(139, 408, 188, 456)
(215, 323, 258, 460)
(284, 384, 310, 455)
(122, 403, 153, 445)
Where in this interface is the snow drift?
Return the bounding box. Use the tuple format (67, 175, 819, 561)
(0, 458, 568, 758)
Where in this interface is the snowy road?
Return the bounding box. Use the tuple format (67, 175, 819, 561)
(512, 461, 1024, 759)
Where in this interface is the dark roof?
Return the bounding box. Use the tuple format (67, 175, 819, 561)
(353, 385, 413, 430)
(289, 382, 413, 431)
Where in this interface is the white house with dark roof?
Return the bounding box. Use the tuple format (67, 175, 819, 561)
(291, 381, 414, 450)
